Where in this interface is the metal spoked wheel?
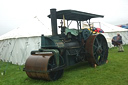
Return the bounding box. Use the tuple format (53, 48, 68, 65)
(85, 34, 108, 65)
(48, 56, 64, 81)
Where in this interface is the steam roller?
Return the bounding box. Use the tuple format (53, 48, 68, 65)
(24, 9, 108, 81)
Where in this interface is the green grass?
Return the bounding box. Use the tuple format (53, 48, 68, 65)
(0, 45, 128, 85)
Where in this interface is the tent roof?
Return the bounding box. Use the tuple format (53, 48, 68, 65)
(87, 18, 128, 32)
(0, 18, 51, 40)
(0, 18, 127, 40)
(93, 21, 128, 32)
(48, 10, 104, 21)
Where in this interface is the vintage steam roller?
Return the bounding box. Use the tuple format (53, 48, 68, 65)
(24, 9, 108, 81)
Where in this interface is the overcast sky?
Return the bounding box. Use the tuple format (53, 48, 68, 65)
(0, 0, 128, 36)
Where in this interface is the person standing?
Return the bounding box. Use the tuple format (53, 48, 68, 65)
(116, 33, 124, 52)
(112, 33, 124, 52)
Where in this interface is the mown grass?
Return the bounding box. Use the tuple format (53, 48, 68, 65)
(0, 45, 128, 85)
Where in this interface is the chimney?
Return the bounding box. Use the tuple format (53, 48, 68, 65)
(50, 9, 58, 36)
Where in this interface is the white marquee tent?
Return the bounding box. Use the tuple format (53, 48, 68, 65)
(0, 19, 128, 65)
(0, 18, 51, 65)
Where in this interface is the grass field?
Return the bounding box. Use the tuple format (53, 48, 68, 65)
(0, 45, 128, 85)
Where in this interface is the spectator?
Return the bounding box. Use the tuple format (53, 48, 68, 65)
(112, 33, 124, 52)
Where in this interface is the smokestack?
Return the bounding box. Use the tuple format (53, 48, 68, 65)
(50, 9, 58, 36)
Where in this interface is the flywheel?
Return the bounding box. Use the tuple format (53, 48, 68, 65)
(85, 34, 108, 65)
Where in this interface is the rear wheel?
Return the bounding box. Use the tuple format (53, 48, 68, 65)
(85, 34, 108, 65)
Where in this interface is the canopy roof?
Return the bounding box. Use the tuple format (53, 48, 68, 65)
(48, 10, 104, 21)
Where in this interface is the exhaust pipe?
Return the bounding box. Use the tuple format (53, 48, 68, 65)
(50, 9, 58, 36)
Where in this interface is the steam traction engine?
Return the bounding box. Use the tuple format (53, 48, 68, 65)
(24, 9, 108, 81)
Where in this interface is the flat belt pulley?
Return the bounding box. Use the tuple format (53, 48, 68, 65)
(85, 34, 108, 65)
(24, 52, 64, 81)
